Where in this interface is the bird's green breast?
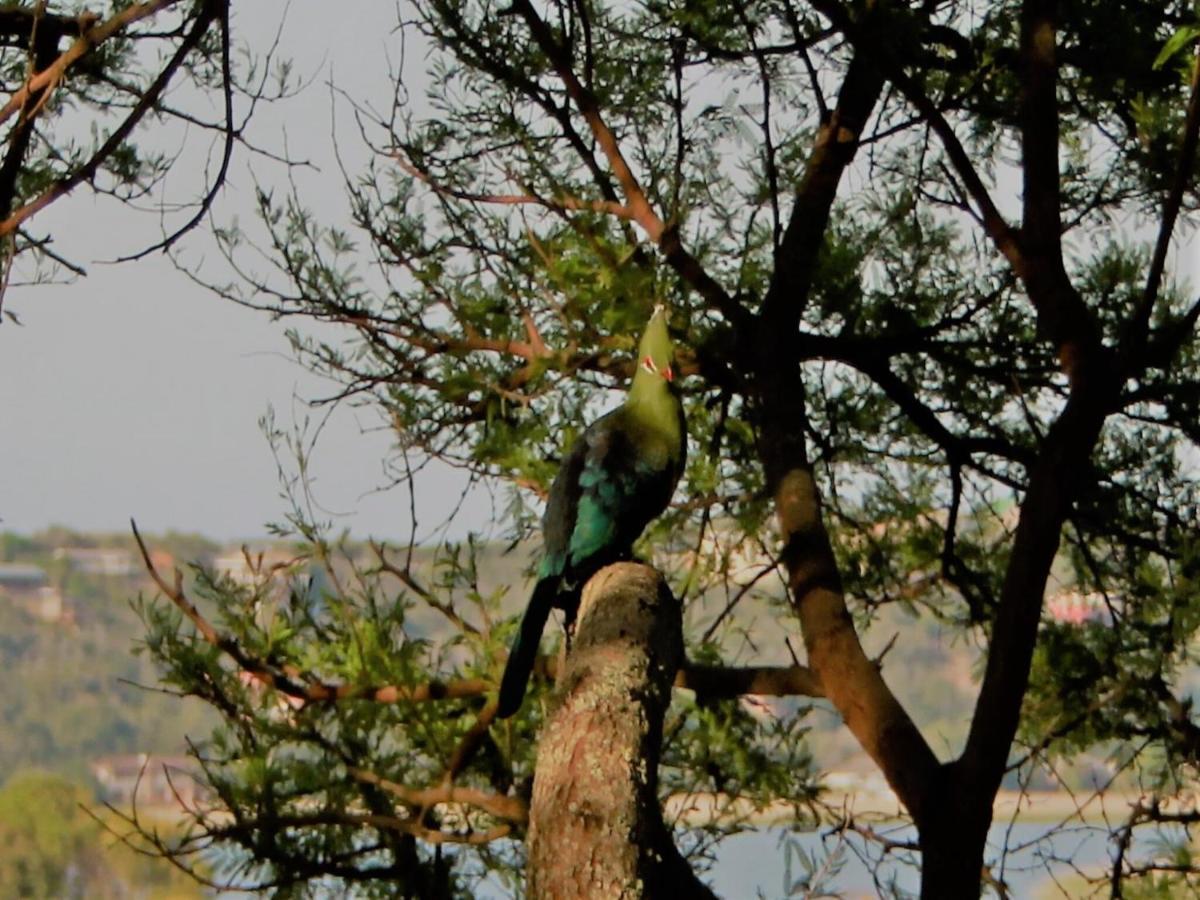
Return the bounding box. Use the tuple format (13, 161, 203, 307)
(620, 388, 684, 468)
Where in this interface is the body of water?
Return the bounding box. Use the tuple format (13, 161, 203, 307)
(706, 819, 1161, 898)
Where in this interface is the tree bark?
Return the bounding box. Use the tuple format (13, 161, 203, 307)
(526, 563, 716, 900)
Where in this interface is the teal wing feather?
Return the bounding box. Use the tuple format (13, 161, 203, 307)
(537, 415, 599, 581)
(563, 410, 679, 575)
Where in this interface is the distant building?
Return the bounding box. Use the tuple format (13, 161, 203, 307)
(55, 547, 135, 576)
(1046, 589, 1114, 626)
(0, 562, 48, 588)
(89, 753, 204, 809)
(0, 564, 70, 622)
(148, 549, 176, 574)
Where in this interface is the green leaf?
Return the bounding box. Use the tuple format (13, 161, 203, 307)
(1153, 24, 1200, 69)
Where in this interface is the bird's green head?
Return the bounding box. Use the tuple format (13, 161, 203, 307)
(632, 305, 675, 390)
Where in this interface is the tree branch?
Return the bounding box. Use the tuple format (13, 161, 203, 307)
(815, 0, 1104, 385)
(0, 1, 180, 126)
(676, 662, 823, 699)
(808, 0, 1023, 277)
(953, 2, 1120, 816)
(345, 766, 527, 824)
(1126, 43, 1200, 363)
(747, 3, 942, 828)
(0, 5, 61, 221)
(508, 0, 746, 328)
(392, 149, 634, 220)
(113, 0, 237, 261)
(0, 0, 220, 239)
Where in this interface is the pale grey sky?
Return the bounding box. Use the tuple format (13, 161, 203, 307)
(0, 5, 1195, 543)
(0, 4, 494, 543)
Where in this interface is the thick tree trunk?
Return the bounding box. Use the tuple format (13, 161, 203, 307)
(526, 563, 716, 900)
(917, 784, 991, 899)
(919, 835, 987, 900)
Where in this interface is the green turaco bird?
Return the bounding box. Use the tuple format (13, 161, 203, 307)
(496, 306, 687, 719)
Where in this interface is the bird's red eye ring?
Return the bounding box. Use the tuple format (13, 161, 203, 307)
(642, 355, 658, 373)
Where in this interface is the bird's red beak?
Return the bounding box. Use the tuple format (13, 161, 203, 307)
(664, 365, 674, 382)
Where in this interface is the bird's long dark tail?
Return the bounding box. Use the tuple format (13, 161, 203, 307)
(496, 577, 559, 719)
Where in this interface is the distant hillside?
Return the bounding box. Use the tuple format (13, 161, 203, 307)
(0, 528, 1116, 797)
(0, 530, 224, 785)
